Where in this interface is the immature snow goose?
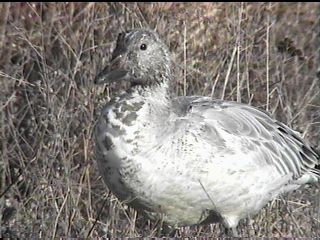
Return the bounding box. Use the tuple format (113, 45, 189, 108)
(94, 28, 319, 234)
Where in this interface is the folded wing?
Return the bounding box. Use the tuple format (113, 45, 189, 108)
(182, 97, 319, 182)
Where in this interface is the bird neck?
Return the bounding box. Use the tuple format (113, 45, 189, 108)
(129, 80, 173, 110)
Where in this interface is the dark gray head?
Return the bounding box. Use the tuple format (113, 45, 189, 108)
(94, 29, 172, 87)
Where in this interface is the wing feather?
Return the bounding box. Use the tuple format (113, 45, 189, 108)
(185, 98, 319, 180)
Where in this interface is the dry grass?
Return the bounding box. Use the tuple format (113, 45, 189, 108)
(0, 2, 319, 238)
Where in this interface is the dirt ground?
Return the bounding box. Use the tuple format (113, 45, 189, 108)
(0, 2, 319, 238)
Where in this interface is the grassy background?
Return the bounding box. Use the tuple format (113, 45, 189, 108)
(0, 2, 319, 238)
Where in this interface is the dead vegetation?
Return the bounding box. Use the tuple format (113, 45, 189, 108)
(0, 2, 319, 238)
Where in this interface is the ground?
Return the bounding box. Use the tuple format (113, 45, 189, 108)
(0, 2, 319, 238)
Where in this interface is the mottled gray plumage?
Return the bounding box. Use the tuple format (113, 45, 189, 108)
(94, 28, 319, 233)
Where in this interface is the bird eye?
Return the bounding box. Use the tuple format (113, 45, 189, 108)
(140, 44, 147, 50)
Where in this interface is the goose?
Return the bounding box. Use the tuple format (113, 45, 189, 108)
(93, 28, 319, 235)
